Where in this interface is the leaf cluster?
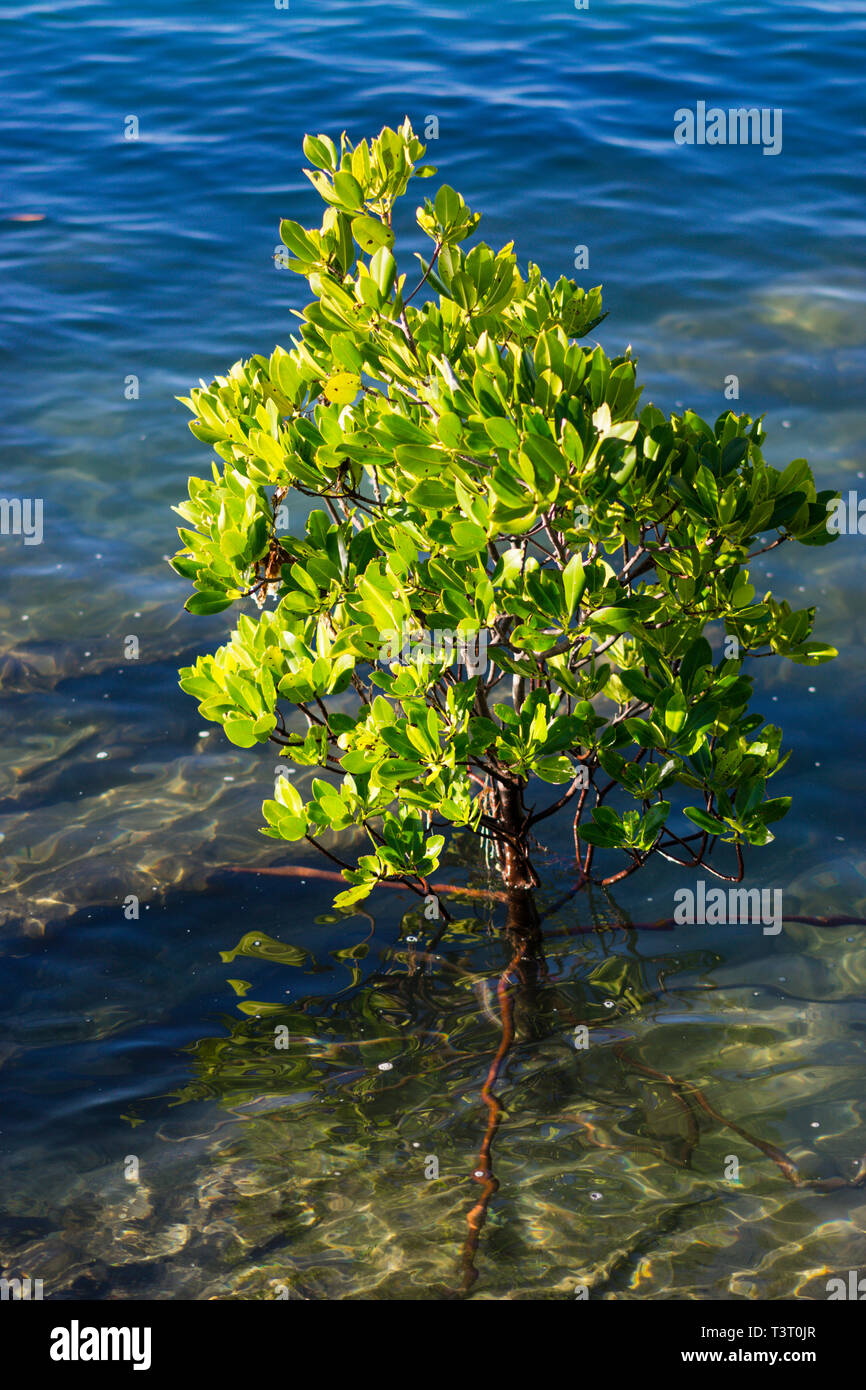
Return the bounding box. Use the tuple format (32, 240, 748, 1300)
(173, 120, 837, 907)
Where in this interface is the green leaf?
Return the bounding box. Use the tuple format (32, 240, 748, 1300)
(333, 170, 365, 210)
(434, 184, 462, 227)
(185, 590, 233, 616)
(756, 796, 791, 825)
(640, 801, 670, 843)
(352, 216, 394, 254)
(787, 641, 837, 666)
(663, 689, 688, 733)
(533, 755, 574, 784)
(341, 750, 380, 775)
(322, 372, 361, 406)
(684, 807, 727, 835)
(679, 637, 712, 694)
(562, 554, 586, 620)
(484, 417, 519, 450)
(223, 717, 259, 748)
(370, 246, 397, 297)
(578, 824, 622, 848)
(334, 882, 375, 909)
(591, 606, 633, 633)
(451, 519, 487, 551)
(279, 219, 318, 261)
(303, 133, 337, 170)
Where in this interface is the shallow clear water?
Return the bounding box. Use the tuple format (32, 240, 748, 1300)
(1, 0, 865, 1299)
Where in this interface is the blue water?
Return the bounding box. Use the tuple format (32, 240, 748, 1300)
(1, 0, 865, 1299)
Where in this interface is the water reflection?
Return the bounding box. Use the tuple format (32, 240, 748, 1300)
(138, 876, 866, 1298)
(1, 859, 864, 1298)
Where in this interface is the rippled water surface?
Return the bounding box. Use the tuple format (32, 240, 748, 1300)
(1, 0, 865, 1298)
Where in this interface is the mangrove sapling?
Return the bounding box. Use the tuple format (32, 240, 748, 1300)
(171, 119, 838, 947)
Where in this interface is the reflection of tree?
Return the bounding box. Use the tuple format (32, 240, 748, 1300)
(172, 879, 866, 1297)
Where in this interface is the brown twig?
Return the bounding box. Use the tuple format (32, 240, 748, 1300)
(461, 945, 524, 1292)
(224, 866, 866, 936)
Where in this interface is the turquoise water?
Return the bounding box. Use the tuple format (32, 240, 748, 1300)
(1, 0, 865, 1298)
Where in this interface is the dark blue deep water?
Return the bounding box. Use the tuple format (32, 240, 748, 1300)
(1, 0, 865, 1299)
